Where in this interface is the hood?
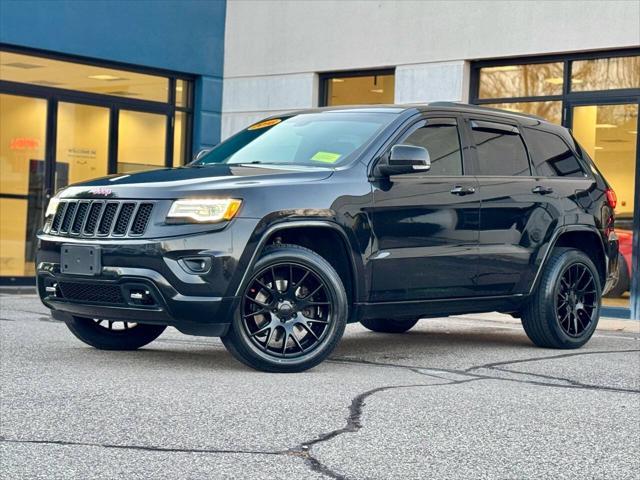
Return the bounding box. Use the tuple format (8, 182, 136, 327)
(58, 164, 334, 200)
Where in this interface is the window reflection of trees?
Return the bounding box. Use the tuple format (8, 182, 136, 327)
(479, 63, 564, 99)
(571, 56, 640, 92)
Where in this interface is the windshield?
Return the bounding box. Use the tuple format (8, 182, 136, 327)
(194, 112, 395, 167)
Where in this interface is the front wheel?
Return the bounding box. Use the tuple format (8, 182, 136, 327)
(64, 316, 166, 350)
(222, 244, 348, 373)
(521, 248, 601, 349)
(360, 317, 419, 333)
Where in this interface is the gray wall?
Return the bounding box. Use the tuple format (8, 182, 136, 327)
(222, 0, 640, 138)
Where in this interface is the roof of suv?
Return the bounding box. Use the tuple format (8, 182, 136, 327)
(284, 102, 551, 128)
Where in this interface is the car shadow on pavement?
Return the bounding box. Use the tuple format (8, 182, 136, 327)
(62, 325, 536, 373)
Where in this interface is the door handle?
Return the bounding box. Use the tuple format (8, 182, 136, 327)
(532, 185, 553, 195)
(450, 185, 476, 196)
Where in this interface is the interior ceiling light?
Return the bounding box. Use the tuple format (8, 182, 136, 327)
(628, 131, 637, 135)
(331, 78, 345, 83)
(595, 124, 617, 129)
(1, 62, 44, 69)
(370, 89, 384, 93)
(106, 90, 138, 96)
(594, 146, 604, 150)
(544, 77, 564, 85)
(31, 80, 64, 86)
(571, 79, 584, 84)
(88, 74, 125, 81)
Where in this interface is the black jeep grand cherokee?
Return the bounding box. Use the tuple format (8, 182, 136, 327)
(37, 103, 619, 372)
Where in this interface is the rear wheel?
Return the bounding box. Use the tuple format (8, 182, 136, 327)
(521, 248, 601, 349)
(64, 316, 166, 350)
(222, 245, 348, 373)
(360, 317, 419, 333)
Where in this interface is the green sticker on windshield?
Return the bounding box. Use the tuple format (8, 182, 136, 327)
(311, 151, 341, 163)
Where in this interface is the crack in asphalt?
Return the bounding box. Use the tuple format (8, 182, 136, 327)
(0, 436, 284, 456)
(4, 317, 639, 479)
(331, 349, 640, 395)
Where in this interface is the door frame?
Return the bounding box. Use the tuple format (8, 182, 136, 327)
(565, 96, 640, 319)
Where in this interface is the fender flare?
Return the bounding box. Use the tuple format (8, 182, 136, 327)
(528, 224, 608, 295)
(233, 220, 364, 301)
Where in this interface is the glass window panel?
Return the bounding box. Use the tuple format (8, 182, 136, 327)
(471, 125, 530, 176)
(572, 103, 638, 309)
(478, 62, 564, 99)
(0, 93, 47, 277)
(118, 110, 167, 173)
(482, 101, 562, 125)
(571, 56, 640, 92)
(176, 79, 189, 107)
(325, 73, 394, 106)
(56, 102, 110, 188)
(173, 112, 187, 167)
(0, 50, 169, 103)
(523, 128, 585, 177)
(402, 123, 463, 176)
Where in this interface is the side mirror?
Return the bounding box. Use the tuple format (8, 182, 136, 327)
(378, 144, 431, 176)
(193, 148, 213, 162)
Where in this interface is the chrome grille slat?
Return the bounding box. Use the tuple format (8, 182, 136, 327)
(59, 202, 77, 233)
(112, 202, 136, 236)
(51, 202, 67, 232)
(70, 201, 90, 235)
(130, 203, 154, 236)
(83, 202, 104, 235)
(48, 200, 154, 238)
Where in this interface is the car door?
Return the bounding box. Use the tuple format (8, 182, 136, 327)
(465, 116, 560, 296)
(369, 116, 480, 302)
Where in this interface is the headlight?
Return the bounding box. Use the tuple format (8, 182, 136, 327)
(45, 197, 61, 217)
(167, 198, 242, 223)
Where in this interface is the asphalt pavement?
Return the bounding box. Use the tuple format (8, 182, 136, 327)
(1, 294, 639, 480)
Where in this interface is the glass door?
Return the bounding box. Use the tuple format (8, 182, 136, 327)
(55, 102, 110, 190)
(571, 102, 639, 310)
(0, 93, 48, 277)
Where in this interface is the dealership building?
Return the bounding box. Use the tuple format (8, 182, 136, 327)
(1, 1, 638, 318)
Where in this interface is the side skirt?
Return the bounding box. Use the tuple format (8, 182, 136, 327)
(352, 294, 527, 322)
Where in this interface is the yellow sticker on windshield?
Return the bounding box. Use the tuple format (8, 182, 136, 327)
(311, 151, 341, 163)
(248, 118, 282, 130)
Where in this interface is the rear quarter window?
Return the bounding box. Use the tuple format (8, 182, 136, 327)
(523, 128, 587, 177)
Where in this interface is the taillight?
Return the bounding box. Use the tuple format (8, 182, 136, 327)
(605, 188, 617, 209)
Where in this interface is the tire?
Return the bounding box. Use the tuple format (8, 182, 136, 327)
(360, 317, 419, 333)
(64, 316, 166, 350)
(521, 248, 601, 349)
(221, 244, 348, 373)
(604, 253, 630, 298)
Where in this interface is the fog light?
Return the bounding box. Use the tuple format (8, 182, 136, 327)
(130, 290, 150, 301)
(45, 283, 58, 295)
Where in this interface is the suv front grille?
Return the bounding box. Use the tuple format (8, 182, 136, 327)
(48, 200, 154, 238)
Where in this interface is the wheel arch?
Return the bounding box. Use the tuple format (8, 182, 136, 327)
(530, 225, 608, 294)
(235, 221, 365, 307)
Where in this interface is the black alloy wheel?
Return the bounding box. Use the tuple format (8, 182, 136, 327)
(521, 248, 601, 349)
(555, 263, 597, 337)
(222, 244, 348, 372)
(242, 262, 332, 358)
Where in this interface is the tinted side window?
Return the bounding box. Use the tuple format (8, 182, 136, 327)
(402, 122, 463, 175)
(471, 121, 530, 176)
(523, 128, 586, 177)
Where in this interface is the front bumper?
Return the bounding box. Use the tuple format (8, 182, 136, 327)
(36, 219, 261, 336)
